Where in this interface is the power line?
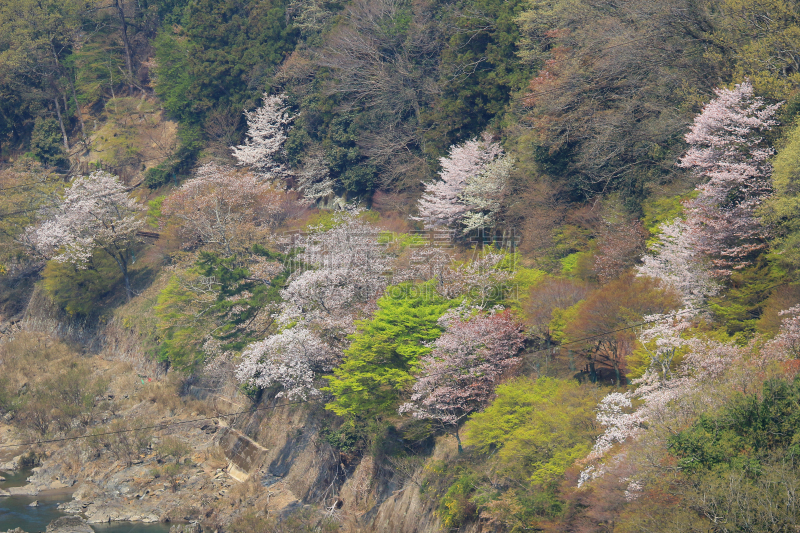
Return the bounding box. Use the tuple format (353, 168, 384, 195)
(0, 288, 783, 450)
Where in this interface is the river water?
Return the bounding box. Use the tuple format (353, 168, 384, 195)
(0, 469, 173, 533)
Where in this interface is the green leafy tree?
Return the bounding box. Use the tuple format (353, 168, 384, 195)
(324, 284, 451, 420)
(155, 248, 289, 371)
(461, 377, 597, 529)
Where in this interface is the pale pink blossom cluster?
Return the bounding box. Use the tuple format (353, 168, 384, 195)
(637, 219, 719, 308)
(581, 304, 800, 486)
(415, 135, 506, 230)
(278, 209, 391, 337)
(236, 209, 391, 395)
(27, 171, 143, 266)
(396, 248, 515, 308)
(235, 326, 333, 399)
(399, 310, 524, 425)
(679, 80, 781, 276)
(460, 154, 514, 233)
(231, 93, 294, 181)
(760, 305, 800, 362)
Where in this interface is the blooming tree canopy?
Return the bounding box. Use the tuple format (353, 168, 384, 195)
(400, 310, 524, 444)
(679, 80, 781, 275)
(235, 326, 333, 399)
(460, 153, 513, 233)
(26, 171, 143, 299)
(236, 209, 391, 395)
(415, 135, 504, 230)
(637, 218, 719, 308)
(278, 209, 391, 341)
(231, 93, 294, 181)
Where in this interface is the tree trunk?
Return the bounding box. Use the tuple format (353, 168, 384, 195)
(51, 40, 86, 145)
(113, 0, 135, 89)
(454, 426, 463, 454)
(110, 250, 133, 301)
(69, 72, 87, 144)
(53, 98, 69, 151)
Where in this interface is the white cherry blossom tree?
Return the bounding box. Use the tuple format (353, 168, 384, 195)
(637, 218, 719, 308)
(236, 209, 391, 395)
(235, 327, 333, 399)
(231, 93, 294, 181)
(415, 135, 504, 229)
(26, 171, 143, 300)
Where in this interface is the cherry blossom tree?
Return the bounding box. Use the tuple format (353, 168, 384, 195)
(161, 163, 289, 255)
(231, 93, 294, 181)
(235, 327, 333, 399)
(26, 171, 143, 300)
(579, 305, 800, 488)
(394, 246, 515, 308)
(460, 154, 513, 234)
(679, 80, 781, 275)
(237, 209, 392, 394)
(637, 218, 719, 308)
(400, 310, 524, 450)
(278, 209, 391, 344)
(415, 135, 503, 229)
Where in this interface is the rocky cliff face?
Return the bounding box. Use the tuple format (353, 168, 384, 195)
(213, 389, 451, 532)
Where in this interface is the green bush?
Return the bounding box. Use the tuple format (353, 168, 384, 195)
(30, 117, 67, 167)
(438, 474, 479, 529)
(41, 251, 123, 316)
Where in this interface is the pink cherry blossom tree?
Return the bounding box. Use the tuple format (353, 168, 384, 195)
(679, 80, 781, 276)
(415, 135, 503, 229)
(26, 171, 143, 300)
(231, 93, 294, 181)
(400, 309, 524, 450)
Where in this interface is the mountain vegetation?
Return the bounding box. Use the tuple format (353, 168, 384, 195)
(2, 0, 800, 531)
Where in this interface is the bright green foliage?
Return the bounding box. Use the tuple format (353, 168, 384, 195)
(641, 192, 696, 234)
(762, 121, 800, 269)
(324, 284, 451, 420)
(42, 251, 123, 316)
(465, 377, 596, 487)
(548, 303, 583, 343)
(438, 473, 480, 529)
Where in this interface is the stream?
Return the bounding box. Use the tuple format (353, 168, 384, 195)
(0, 469, 173, 533)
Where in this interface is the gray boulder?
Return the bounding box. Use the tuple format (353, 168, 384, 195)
(45, 517, 94, 533)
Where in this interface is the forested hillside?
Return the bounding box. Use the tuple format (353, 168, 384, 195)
(2, 0, 800, 531)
